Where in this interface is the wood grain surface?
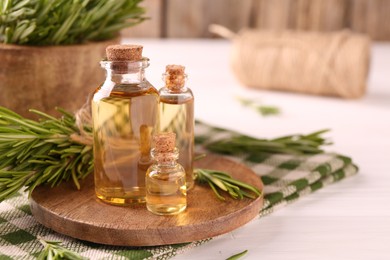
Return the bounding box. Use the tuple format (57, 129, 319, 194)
(121, 0, 163, 38)
(121, 0, 390, 40)
(30, 154, 263, 246)
(166, 0, 253, 38)
(349, 0, 390, 41)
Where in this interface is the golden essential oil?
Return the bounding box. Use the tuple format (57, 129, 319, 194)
(146, 166, 187, 215)
(146, 132, 187, 215)
(92, 45, 158, 206)
(159, 65, 195, 190)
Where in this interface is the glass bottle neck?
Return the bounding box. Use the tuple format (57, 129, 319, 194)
(151, 148, 179, 168)
(165, 84, 187, 93)
(106, 70, 145, 84)
(101, 58, 149, 84)
(156, 160, 178, 168)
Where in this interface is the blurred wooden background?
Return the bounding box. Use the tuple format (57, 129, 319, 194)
(122, 0, 390, 41)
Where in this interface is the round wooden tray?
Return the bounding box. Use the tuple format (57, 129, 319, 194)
(30, 154, 263, 246)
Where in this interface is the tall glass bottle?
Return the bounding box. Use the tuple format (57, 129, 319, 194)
(146, 132, 187, 215)
(92, 45, 159, 205)
(159, 65, 195, 189)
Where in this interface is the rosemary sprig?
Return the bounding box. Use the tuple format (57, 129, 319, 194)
(226, 250, 248, 260)
(37, 237, 87, 260)
(237, 97, 281, 116)
(0, 106, 330, 203)
(0, 107, 92, 202)
(0, 0, 145, 45)
(257, 105, 280, 116)
(203, 129, 331, 156)
(195, 169, 262, 201)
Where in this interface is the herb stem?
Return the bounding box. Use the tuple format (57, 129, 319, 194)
(226, 249, 248, 260)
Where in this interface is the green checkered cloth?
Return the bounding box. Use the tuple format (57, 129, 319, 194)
(0, 122, 358, 259)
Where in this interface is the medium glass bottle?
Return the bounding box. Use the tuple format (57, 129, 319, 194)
(159, 65, 195, 189)
(92, 45, 159, 205)
(146, 132, 187, 215)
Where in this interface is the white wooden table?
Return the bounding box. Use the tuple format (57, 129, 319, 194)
(124, 39, 390, 260)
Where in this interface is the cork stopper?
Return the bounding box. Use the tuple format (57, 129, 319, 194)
(106, 44, 143, 61)
(165, 65, 186, 90)
(153, 132, 176, 153)
(166, 65, 185, 75)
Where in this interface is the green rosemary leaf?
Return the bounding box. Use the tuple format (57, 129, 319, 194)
(206, 170, 232, 178)
(207, 181, 225, 201)
(37, 237, 87, 260)
(306, 128, 331, 137)
(28, 173, 45, 195)
(240, 190, 257, 199)
(223, 181, 241, 192)
(216, 175, 261, 196)
(1, 0, 145, 45)
(71, 167, 81, 190)
(199, 169, 228, 191)
(237, 97, 281, 117)
(195, 169, 261, 201)
(12, 0, 31, 11)
(225, 185, 239, 199)
(227, 185, 243, 199)
(257, 105, 280, 116)
(204, 128, 330, 156)
(0, 115, 51, 134)
(226, 249, 248, 260)
(55, 107, 75, 119)
(194, 153, 207, 161)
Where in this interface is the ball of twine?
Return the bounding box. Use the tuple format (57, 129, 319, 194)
(210, 25, 371, 99)
(71, 96, 93, 146)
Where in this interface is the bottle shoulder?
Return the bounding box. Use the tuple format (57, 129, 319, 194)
(159, 87, 194, 104)
(93, 81, 158, 100)
(159, 87, 193, 96)
(147, 164, 185, 178)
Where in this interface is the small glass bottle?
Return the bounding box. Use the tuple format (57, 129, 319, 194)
(146, 132, 187, 215)
(159, 65, 195, 190)
(92, 45, 159, 205)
